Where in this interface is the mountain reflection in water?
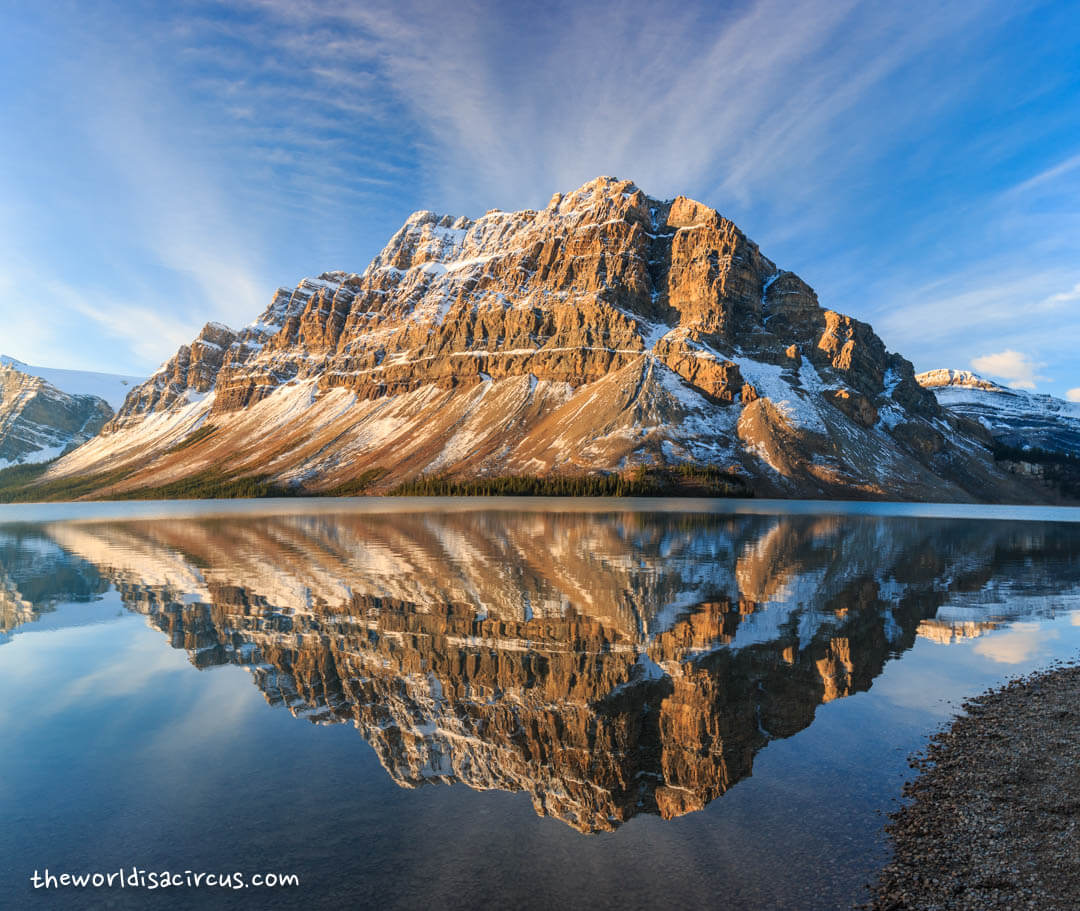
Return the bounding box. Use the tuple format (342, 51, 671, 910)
(2, 510, 1078, 833)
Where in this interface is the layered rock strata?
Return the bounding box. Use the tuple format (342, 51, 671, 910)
(45, 178, 1045, 501)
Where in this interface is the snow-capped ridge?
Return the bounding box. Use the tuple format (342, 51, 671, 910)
(0, 355, 143, 410)
(919, 366, 1080, 456)
(916, 369, 1006, 392)
(0, 359, 116, 466)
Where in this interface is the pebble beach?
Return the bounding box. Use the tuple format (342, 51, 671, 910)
(867, 660, 1080, 910)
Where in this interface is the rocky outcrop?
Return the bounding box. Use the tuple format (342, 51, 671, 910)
(0, 362, 113, 467)
(106, 322, 237, 420)
(44, 178, 1049, 502)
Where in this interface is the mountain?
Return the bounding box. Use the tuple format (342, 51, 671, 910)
(917, 369, 1080, 454)
(0, 356, 142, 411)
(917, 369, 1080, 499)
(0, 361, 115, 468)
(36, 177, 1051, 502)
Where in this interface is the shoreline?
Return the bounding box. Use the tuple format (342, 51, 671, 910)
(867, 660, 1080, 910)
(1, 495, 1080, 526)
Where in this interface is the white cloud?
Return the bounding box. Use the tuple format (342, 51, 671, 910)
(877, 272, 1063, 340)
(973, 623, 1058, 665)
(1046, 282, 1080, 305)
(1067, 388, 1080, 403)
(970, 349, 1049, 390)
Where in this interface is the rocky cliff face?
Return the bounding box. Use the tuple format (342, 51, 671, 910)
(0, 362, 114, 468)
(13, 508, 1077, 831)
(46, 177, 1045, 501)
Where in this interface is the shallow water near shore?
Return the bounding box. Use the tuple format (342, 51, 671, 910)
(2, 498, 1079, 909)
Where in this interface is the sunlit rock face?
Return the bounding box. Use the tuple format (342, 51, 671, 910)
(44, 178, 1045, 502)
(916, 618, 1001, 644)
(5, 509, 1077, 831)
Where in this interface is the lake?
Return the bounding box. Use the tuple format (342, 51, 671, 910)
(2, 497, 1079, 909)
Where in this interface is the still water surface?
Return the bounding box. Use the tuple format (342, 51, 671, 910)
(2, 498, 1079, 909)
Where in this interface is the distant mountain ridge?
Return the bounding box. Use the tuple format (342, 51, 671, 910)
(917, 368, 1080, 455)
(0, 356, 143, 411)
(0, 361, 114, 468)
(27, 177, 1062, 502)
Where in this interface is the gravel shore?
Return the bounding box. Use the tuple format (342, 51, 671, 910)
(866, 660, 1080, 910)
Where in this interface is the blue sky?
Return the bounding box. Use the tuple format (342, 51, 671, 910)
(2, 0, 1079, 399)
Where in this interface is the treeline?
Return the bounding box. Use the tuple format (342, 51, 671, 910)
(164, 423, 219, 454)
(992, 442, 1080, 499)
(387, 465, 752, 498)
(0, 459, 751, 502)
(389, 474, 659, 497)
(991, 442, 1080, 467)
(118, 470, 298, 500)
(0, 460, 132, 503)
(0, 460, 53, 495)
(320, 468, 390, 497)
(0, 461, 296, 502)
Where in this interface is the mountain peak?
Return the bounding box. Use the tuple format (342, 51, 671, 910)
(919, 367, 1080, 458)
(916, 369, 1005, 392)
(573, 174, 640, 196)
(36, 178, 1058, 504)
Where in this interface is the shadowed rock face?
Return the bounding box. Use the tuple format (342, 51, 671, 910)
(0, 363, 113, 467)
(45, 177, 1046, 502)
(4, 508, 1078, 831)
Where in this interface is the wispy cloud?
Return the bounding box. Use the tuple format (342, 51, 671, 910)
(971, 349, 1049, 390)
(62, 288, 199, 365)
(217, 0, 1008, 213)
(874, 269, 1079, 342)
(1, 0, 1078, 399)
(1003, 150, 1080, 197)
(71, 57, 273, 330)
(1046, 282, 1080, 305)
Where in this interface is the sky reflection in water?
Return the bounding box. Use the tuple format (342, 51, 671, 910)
(2, 501, 1079, 910)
